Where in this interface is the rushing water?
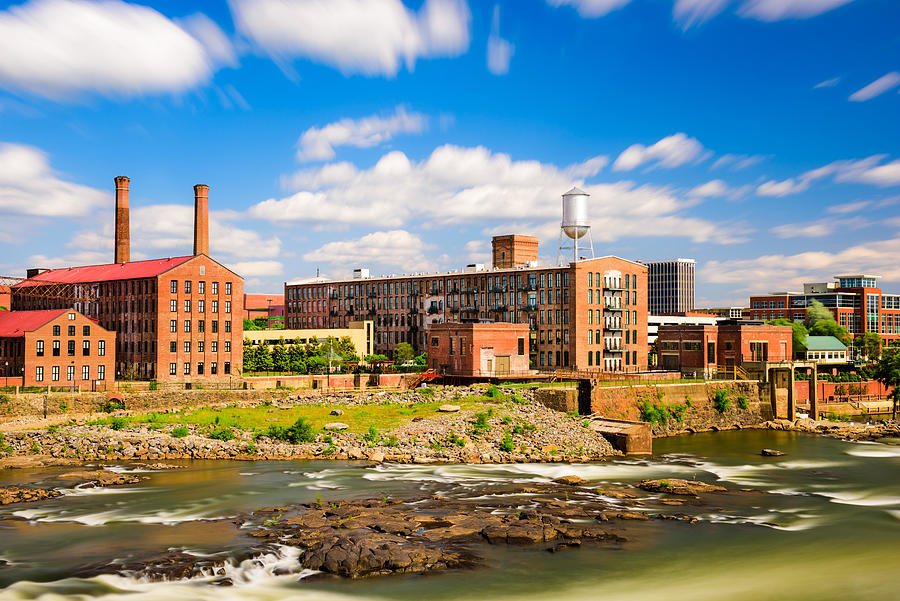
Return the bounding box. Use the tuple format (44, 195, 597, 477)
(1, 430, 899, 600)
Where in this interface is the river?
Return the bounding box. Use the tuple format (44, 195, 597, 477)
(1, 430, 898, 600)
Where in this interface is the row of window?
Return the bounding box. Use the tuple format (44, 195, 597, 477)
(752, 300, 786, 309)
(586, 329, 639, 345)
(51, 325, 91, 336)
(168, 340, 232, 353)
(585, 350, 638, 367)
(168, 320, 231, 333)
(169, 280, 232, 295)
(35, 364, 105, 382)
(35, 340, 106, 357)
(170, 299, 230, 313)
(169, 361, 231, 376)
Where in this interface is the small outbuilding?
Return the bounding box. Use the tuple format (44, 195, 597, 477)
(801, 335, 848, 364)
(427, 322, 530, 378)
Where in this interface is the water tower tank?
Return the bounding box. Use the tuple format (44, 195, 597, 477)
(561, 187, 590, 239)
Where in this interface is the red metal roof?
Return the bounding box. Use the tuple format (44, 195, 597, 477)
(244, 293, 284, 310)
(0, 309, 69, 337)
(14, 256, 194, 286)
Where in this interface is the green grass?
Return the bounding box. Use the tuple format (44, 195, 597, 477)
(96, 399, 492, 436)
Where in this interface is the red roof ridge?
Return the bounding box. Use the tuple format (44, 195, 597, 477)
(0, 309, 71, 337)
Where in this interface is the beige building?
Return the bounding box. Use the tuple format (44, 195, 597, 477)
(243, 320, 373, 357)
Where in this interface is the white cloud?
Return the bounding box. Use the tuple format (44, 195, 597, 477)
(296, 106, 427, 162)
(738, 0, 854, 21)
(487, 4, 514, 76)
(673, 0, 730, 28)
(0, 142, 108, 217)
(814, 76, 840, 88)
(302, 230, 438, 273)
(689, 179, 729, 198)
(226, 260, 283, 277)
(702, 235, 900, 295)
(826, 200, 870, 214)
(756, 155, 900, 197)
(769, 216, 868, 238)
(711, 153, 767, 171)
(251, 145, 612, 228)
(849, 72, 900, 102)
(613, 133, 707, 171)
(0, 0, 231, 99)
(546, 0, 632, 18)
(229, 0, 470, 77)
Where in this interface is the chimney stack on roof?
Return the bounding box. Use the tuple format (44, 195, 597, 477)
(193, 184, 209, 257)
(114, 176, 130, 264)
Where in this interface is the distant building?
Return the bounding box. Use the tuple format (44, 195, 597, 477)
(656, 321, 792, 377)
(747, 274, 899, 344)
(801, 336, 848, 364)
(244, 293, 284, 322)
(648, 313, 723, 346)
(0, 285, 10, 311)
(698, 307, 745, 319)
(243, 320, 373, 358)
(0, 309, 115, 388)
(646, 259, 695, 314)
(427, 322, 530, 377)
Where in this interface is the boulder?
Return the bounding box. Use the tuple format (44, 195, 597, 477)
(367, 451, 385, 463)
(637, 479, 727, 496)
(552, 475, 588, 486)
(760, 449, 785, 457)
(324, 423, 350, 431)
(330, 409, 345, 416)
(438, 405, 460, 413)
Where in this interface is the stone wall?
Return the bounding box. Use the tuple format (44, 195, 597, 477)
(589, 380, 766, 436)
(534, 388, 578, 413)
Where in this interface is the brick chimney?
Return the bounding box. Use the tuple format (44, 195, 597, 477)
(193, 184, 209, 256)
(114, 176, 130, 264)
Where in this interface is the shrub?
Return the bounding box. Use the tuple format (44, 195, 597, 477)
(472, 411, 491, 435)
(108, 416, 128, 431)
(208, 427, 235, 441)
(386, 435, 399, 448)
(826, 411, 851, 422)
(148, 381, 158, 391)
(499, 431, 514, 453)
(447, 432, 466, 447)
(713, 389, 731, 413)
(501, 415, 512, 425)
(486, 384, 499, 398)
(637, 400, 669, 425)
(736, 394, 748, 410)
(29, 441, 42, 454)
(512, 424, 525, 435)
(668, 403, 688, 423)
(47, 424, 60, 434)
(0, 433, 11, 454)
(267, 417, 316, 444)
(171, 426, 189, 438)
(363, 424, 380, 444)
(100, 399, 126, 413)
(418, 387, 435, 397)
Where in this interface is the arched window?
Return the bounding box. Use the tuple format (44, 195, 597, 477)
(588, 329, 593, 344)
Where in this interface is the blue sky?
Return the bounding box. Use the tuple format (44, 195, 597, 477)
(0, 0, 898, 306)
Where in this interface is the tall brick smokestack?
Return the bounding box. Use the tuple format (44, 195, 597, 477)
(114, 176, 130, 264)
(193, 184, 209, 256)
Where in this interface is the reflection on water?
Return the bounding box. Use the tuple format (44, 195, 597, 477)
(1, 430, 898, 600)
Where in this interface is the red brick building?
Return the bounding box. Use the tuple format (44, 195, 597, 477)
(427, 322, 530, 377)
(657, 322, 792, 377)
(747, 275, 900, 345)
(0, 309, 115, 388)
(11, 178, 243, 383)
(0, 285, 10, 311)
(244, 293, 285, 321)
(285, 237, 648, 372)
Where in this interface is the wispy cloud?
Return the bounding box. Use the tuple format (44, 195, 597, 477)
(546, 0, 632, 18)
(757, 155, 900, 196)
(673, 0, 730, 29)
(229, 0, 470, 77)
(849, 72, 900, 102)
(814, 76, 840, 88)
(487, 4, 514, 76)
(613, 133, 708, 171)
(295, 106, 427, 162)
(738, 0, 855, 21)
(711, 153, 767, 171)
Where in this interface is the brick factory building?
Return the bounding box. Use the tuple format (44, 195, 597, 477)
(285, 236, 648, 372)
(656, 321, 793, 377)
(646, 258, 695, 315)
(747, 274, 900, 345)
(244, 293, 285, 323)
(11, 178, 243, 383)
(427, 322, 530, 378)
(0, 285, 10, 311)
(0, 309, 115, 388)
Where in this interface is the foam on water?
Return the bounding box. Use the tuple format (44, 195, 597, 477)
(815, 490, 900, 507)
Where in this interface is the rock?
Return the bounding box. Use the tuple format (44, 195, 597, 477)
(438, 405, 460, 413)
(637, 479, 727, 496)
(760, 449, 785, 457)
(615, 512, 650, 521)
(0, 486, 62, 505)
(347, 447, 364, 460)
(323, 423, 350, 432)
(552, 475, 587, 486)
(367, 451, 385, 463)
(330, 409, 344, 416)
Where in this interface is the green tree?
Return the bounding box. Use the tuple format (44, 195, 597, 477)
(255, 344, 273, 372)
(242, 339, 257, 372)
(394, 342, 415, 363)
(413, 352, 427, 366)
(809, 320, 851, 347)
(253, 316, 269, 329)
(854, 332, 883, 361)
(769, 318, 809, 355)
(288, 339, 307, 373)
(806, 300, 834, 328)
(243, 318, 262, 331)
(271, 338, 289, 371)
(872, 346, 900, 420)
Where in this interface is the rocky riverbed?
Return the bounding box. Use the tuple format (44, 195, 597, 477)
(66, 475, 742, 582)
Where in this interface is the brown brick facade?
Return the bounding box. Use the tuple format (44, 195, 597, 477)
(657, 323, 792, 375)
(427, 322, 530, 377)
(491, 235, 539, 269)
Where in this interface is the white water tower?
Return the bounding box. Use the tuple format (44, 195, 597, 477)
(557, 187, 595, 264)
